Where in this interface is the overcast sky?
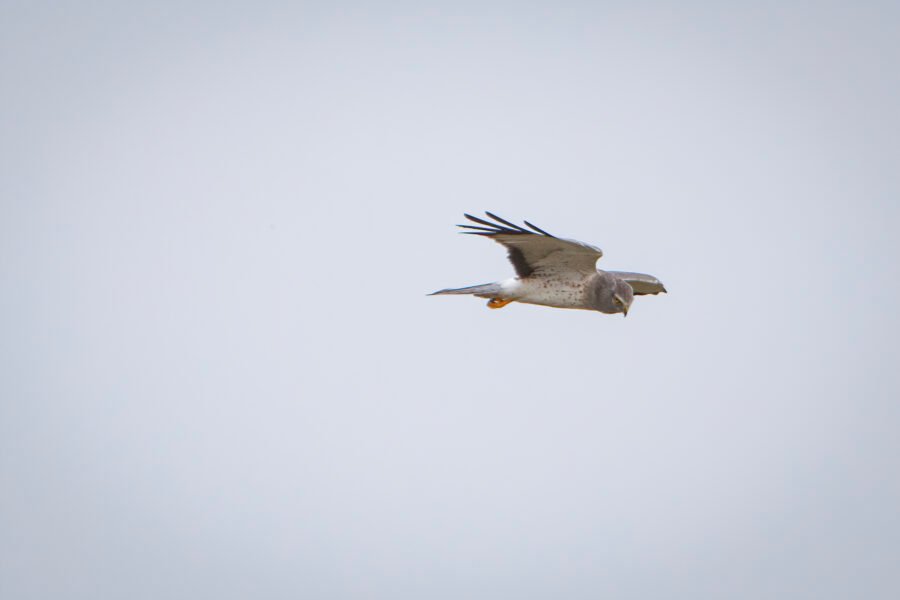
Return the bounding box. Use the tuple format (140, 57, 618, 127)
(2, 2, 899, 599)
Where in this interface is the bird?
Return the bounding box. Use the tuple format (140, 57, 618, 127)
(430, 212, 666, 316)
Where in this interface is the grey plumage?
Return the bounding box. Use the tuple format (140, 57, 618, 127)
(583, 271, 637, 314)
(427, 282, 502, 297)
(605, 271, 667, 296)
(431, 213, 667, 316)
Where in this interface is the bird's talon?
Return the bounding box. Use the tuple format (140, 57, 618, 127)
(487, 298, 513, 309)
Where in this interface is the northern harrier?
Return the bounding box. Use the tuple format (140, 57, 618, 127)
(430, 212, 666, 316)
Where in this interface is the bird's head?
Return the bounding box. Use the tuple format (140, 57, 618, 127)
(611, 280, 634, 317)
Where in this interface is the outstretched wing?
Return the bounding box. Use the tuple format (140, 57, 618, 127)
(608, 271, 667, 295)
(459, 212, 603, 278)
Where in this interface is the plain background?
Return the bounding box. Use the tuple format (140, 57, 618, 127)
(2, 2, 899, 599)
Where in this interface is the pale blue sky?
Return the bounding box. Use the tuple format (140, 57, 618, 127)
(2, 2, 899, 599)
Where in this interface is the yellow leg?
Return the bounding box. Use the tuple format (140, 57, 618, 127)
(487, 298, 513, 309)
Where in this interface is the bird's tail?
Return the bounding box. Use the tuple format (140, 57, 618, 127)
(428, 282, 503, 298)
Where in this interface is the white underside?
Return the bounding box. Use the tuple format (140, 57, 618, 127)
(500, 275, 590, 309)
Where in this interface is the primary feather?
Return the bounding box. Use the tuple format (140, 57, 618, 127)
(459, 212, 603, 278)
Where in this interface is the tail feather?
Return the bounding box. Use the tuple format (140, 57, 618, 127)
(428, 282, 502, 297)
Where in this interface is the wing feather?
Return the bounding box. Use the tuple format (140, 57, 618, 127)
(523, 220, 554, 236)
(484, 211, 532, 233)
(608, 271, 667, 295)
(459, 213, 603, 278)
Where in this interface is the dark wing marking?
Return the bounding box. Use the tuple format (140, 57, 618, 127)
(505, 247, 532, 277)
(457, 224, 501, 233)
(484, 211, 532, 233)
(523, 220, 554, 236)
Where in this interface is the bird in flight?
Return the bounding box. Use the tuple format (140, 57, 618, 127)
(430, 212, 666, 316)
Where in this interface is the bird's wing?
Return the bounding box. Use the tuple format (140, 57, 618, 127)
(607, 271, 667, 295)
(459, 212, 603, 278)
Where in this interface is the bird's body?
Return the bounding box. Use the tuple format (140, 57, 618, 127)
(492, 272, 601, 310)
(430, 212, 666, 317)
(513, 274, 589, 309)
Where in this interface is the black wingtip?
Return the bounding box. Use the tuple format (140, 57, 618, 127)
(457, 224, 500, 232)
(460, 212, 553, 239)
(484, 211, 531, 233)
(463, 213, 508, 230)
(523, 220, 554, 237)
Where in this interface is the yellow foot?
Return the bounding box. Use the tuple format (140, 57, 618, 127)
(487, 298, 513, 309)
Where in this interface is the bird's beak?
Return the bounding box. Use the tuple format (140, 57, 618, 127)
(622, 306, 628, 318)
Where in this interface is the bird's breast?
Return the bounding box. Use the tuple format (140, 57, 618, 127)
(514, 275, 590, 309)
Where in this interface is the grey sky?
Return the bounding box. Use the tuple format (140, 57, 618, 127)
(2, 2, 899, 599)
